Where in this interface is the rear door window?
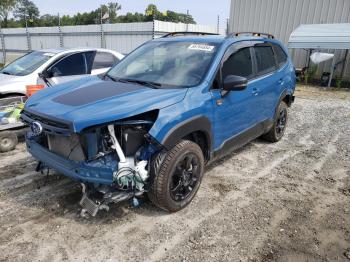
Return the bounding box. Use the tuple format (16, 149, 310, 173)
(222, 47, 254, 80)
(254, 45, 276, 75)
(51, 53, 86, 77)
(92, 52, 118, 70)
(273, 44, 288, 68)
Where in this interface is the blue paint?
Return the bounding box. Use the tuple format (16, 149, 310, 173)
(24, 35, 296, 185)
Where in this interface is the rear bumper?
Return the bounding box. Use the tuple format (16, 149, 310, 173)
(26, 137, 116, 185)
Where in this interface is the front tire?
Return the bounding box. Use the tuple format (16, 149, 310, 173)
(148, 140, 205, 212)
(263, 101, 288, 142)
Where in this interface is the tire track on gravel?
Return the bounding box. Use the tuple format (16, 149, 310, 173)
(0, 152, 30, 169)
(147, 137, 313, 261)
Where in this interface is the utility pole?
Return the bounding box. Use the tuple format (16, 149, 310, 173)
(24, 11, 31, 51)
(217, 15, 220, 34)
(152, 5, 156, 39)
(100, 7, 105, 48)
(186, 10, 189, 32)
(58, 13, 63, 47)
(0, 19, 6, 65)
(226, 18, 229, 36)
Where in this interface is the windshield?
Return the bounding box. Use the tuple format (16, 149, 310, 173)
(107, 41, 220, 88)
(0, 51, 54, 76)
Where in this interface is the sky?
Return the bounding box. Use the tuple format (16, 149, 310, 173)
(31, 0, 231, 27)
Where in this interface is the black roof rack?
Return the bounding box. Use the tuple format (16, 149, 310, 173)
(227, 32, 275, 39)
(162, 31, 219, 38)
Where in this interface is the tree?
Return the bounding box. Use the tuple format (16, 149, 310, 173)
(39, 14, 59, 27)
(164, 11, 196, 24)
(143, 4, 196, 24)
(13, 0, 40, 26)
(2, 2, 197, 28)
(144, 4, 160, 21)
(117, 12, 145, 23)
(108, 2, 121, 23)
(0, 0, 17, 28)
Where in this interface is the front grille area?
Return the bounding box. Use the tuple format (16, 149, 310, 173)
(21, 110, 71, 135)
(47, 134, 86, 162)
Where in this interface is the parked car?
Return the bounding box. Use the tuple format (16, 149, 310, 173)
(0, 48, 124, 105)
(21, 32, 295, 216)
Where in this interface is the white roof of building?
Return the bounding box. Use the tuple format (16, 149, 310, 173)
(288, 23, 350, 50)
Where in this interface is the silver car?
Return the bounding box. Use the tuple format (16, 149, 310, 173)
(0, 48, 124, 102)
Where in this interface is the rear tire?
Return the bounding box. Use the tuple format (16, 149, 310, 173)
(0, 131, 18, 152)
(148, 140, 205, 212)
(263, 101, 288, 142)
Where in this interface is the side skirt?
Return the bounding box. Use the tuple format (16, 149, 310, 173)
(210, 119, 273, 162)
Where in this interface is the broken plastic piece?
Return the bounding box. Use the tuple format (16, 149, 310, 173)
(132, 197, 139, 207)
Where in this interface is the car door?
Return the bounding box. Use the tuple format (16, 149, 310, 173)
(251, 42, 279, 122)
(272, 43, 291, 112)
(211, 42, 261, 151)
(46, 52, 94, 85)
(91, 52, 119, 75)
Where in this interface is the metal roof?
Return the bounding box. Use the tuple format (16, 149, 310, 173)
(288, 23, 350, 50)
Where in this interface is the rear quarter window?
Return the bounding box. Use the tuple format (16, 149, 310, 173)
(273, 44, 288, 68)
(93, 52, 118, 70)
(254, 45, 276, 75)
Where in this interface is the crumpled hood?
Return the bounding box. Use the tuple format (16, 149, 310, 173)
(25, 76, 188, 132)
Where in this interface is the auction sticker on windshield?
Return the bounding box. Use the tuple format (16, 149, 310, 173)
(188, 44, 215, 52)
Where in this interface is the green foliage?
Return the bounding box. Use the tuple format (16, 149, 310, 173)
(335, 78, 342, 89)
(107, 2, 121, 22)
(304, 65, 318, 85)
(13, 0, 40, 26)
(0, 0, 16, 27)
(0, 1, 196, 28)
(143, 4, 195, 24)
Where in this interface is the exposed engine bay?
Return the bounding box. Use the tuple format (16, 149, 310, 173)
(26, 110, 162, 217)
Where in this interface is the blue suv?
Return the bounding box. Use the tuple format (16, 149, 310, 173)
(22, 32, 295, 216)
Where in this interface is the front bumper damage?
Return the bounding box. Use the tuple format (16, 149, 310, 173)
(23, 110, 162, 217)
(27, 138, 116, 185)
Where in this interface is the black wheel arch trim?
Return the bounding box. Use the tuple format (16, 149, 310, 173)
(279, 90, 295, 108)
(161, 115, 213, 153)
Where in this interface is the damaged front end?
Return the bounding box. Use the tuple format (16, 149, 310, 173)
(21, 110, 162, 217)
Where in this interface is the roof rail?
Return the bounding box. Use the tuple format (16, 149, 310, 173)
(161, 31, 219, 38)
(227, 32, 275, 39)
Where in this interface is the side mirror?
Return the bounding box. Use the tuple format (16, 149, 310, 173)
(39, 69, 53, 79)
(223, 75, 248, 91)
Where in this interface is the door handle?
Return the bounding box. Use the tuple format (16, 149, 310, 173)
(252, 88, 258, 96)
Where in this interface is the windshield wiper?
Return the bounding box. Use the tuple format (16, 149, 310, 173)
(1, 71, 12, 75)
(118, 78, 162, 89)
(104, 74, 118, 82)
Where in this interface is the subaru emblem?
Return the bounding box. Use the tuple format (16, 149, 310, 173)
(31, 121, 43, 136)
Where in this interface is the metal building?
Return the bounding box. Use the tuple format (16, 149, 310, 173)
(229, 0, 350, 78)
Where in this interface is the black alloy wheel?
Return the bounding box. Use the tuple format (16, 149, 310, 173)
(170, 153, 200, 202)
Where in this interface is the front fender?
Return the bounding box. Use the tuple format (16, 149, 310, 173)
(149, 100, 213, 151)
(160, 115, 212, 150)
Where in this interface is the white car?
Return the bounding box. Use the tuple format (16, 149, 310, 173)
(0, 48, 124, 102)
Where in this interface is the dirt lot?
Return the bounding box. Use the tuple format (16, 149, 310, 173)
(0, 86, 349, 262)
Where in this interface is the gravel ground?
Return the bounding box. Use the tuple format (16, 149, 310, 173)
(0, 86, 349, 262)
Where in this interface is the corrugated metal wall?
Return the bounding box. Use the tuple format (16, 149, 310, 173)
(229, 0, 350, 78)
(0, 21, 224, 64)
